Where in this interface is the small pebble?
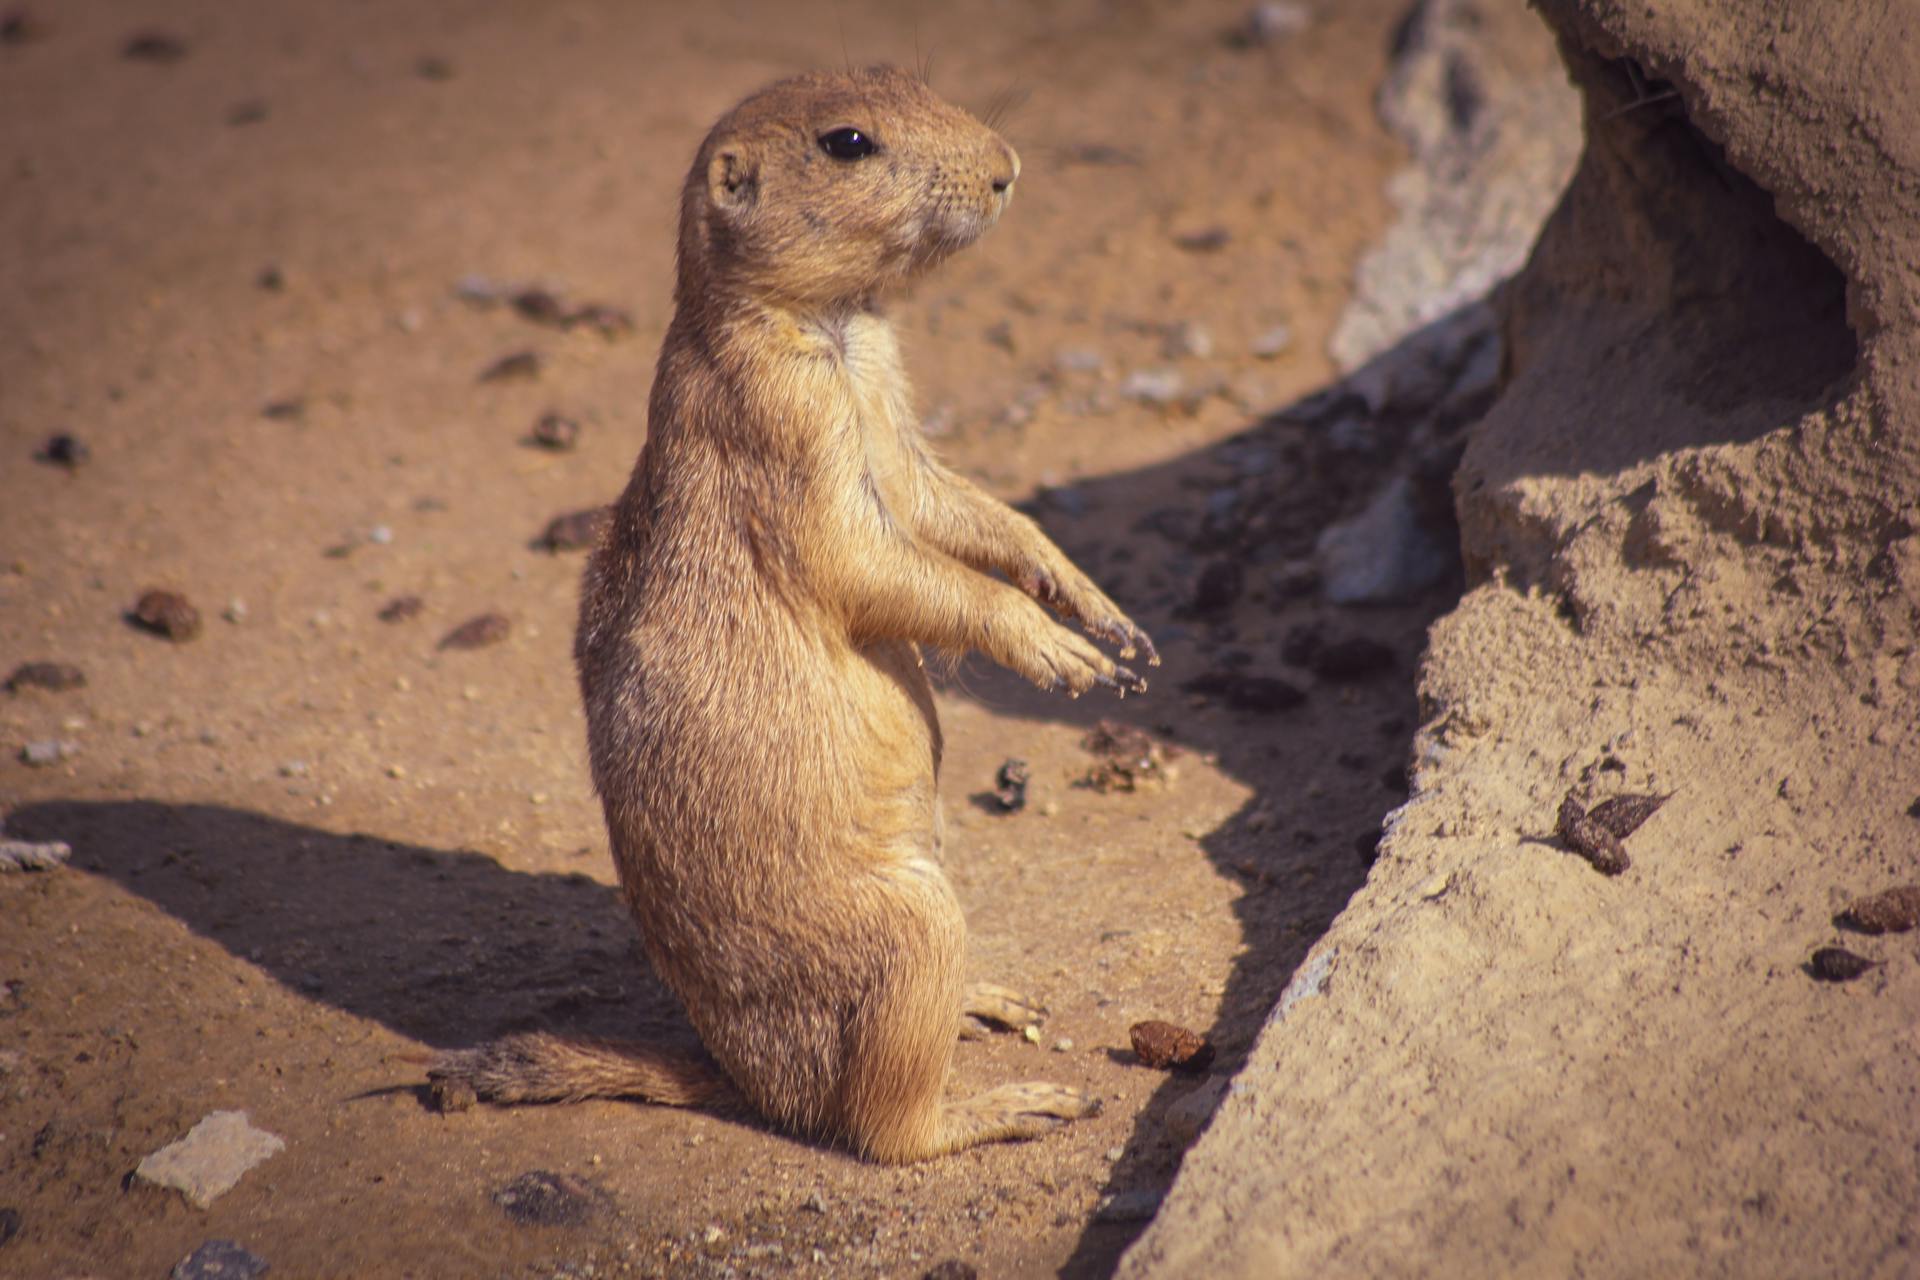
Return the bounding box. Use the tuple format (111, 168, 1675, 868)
(5, 661, 85, 694)
(261, 397, 306, 422)
(922, 1263, 978, 1280)
(130, 590, 202, 642)
(367, 524, 394, 546)
(171, 1240, 269, 1280)
(1251, 325, 1294, 359)
(1171, 226, 1230, 253)
(377, 595, 424, 623)
(414, 54, 455, 81)
(1021, 1024, 1043, 1044)
(1120, 368, 1184, 406)
(440, 613, 510, 650)
(34, 434, 88, 469)
(536, 508, 610, 553)
(531, 411, 581, 450)
(1053, 1037, 1074, 1052)
(223, 598, 248, 624)
(225, 99, 269, 126)
(278, 760, 308, 778)
(492, 1170, 606, 1227)
(479, 350, 542, 383)
(1094, 1189, 1165, 1223)
(256, 265, 285, 291)
(20, 739, 77, 768)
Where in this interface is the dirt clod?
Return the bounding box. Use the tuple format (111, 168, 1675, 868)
(1836, 886, 1920, 935)
(5, 661, 85, 693)
(1129, 1020, 1215, 1072)
(439, 614, 509, 651)
(1556, 794, 1630, 876)
(34, 434, 88, 469)
(529, 412, 580, 450)
(376, 595, 424, 624)
(1807, 947, 1882, 983)
(991, 759, 1030, 812)
(131, 590, 202, 642)
(1587, 792, 1669, 839)
(535, 507, 609, 553)
(479, 350, 542, 383)
(1080, 720, 1176, 793)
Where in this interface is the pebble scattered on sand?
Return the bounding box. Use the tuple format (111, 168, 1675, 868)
(34, 434, 88, 469)
(171, 1240, 269, 1280)
(5, 661, 85, 694)
(19, 739, 77, 768)
(1129, 1019, 1215, 1072)
(1093, 1188, 1166, 1223)
(479, 350, 542, 383)
(377, 595, 424, 623)
(130, 590, 203, 642)
(1836, 886, 1920, 935)
(492, 1170, 608, 1227)
(439, 613, 510, 650)
(530, 411, 581, 450)
(1807, 947, 1881, 983)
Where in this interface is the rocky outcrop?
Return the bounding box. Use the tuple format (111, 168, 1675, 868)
(1124, 1, 1920, 1276)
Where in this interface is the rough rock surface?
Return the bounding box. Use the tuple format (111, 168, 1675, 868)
(136, 1112, 286, 1210)
(1126, 1, 1920, 1276)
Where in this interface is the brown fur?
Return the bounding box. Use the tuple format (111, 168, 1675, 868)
(429, 65, 1155, 1163)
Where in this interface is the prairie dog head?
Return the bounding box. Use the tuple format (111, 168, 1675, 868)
(677, 66, 1020, 309)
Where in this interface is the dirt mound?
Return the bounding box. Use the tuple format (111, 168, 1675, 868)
(1124, 1, 1920, 1276)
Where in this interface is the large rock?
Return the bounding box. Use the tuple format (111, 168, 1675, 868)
(1125, 1, 1920, 1276)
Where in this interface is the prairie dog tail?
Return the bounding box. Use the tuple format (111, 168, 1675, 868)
(427, 1032, 738, 1113)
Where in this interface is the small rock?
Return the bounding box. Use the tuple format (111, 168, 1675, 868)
(801, 1192, 828, 1214)
(0, 1205, 18, 1247)
(1094, 1189, 1165, 1224)
(535, 507, 610, 553)
(1120, 368, 1185, 406)
(377, 595, 424, 623)
(123, 31, 187, 62)
(1837, 886, 1920, 935)
(5, 661, 85, 693)
(261, 397, 306, 423)
(1171, 226, 1230, 253)
(1317, 475, 1454, 605)
(414, 54, 455, 81)
(136, 1111, 285, 1209)
(256, 265, 285, 292)
(129, 590, 203, 642)
(1054, 1037, 1075, 1052)
(34, 434, 88, 469)
(1808, 947, 1882, 983)
(1129, 1020, 1214, 1072)
(922, 1262, 978, 1280)
(277, 760, 308, 778)
(223, 598, 248, 624)
(566, 302, 635, 339)
(511, 288, 567, 325)
(1250, 325, 1294, 359)
(1163, 1074, 1229, 1146)
(0, 837, 71, 872)
(479, 350, 542, 383)
(990, 759, 1029, 813)
(492, 1170, 607, 1226)
(530, 412, 580, 450)
(172, 1239, 269, 1280)
(1080, 720, 1178, 793)
(439, 613, 510, 651)
(1162, 321, 1213, 360)
(1240, 2, 1310, 44)
(19, 739, 76, 768)
(367, 524, 393, 546)
(982, 320, 1016, 353)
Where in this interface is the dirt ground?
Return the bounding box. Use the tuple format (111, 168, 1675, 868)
(0, 1, 1451, 1276)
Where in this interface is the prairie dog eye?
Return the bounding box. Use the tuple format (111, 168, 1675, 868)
(819, 127, 877, 161)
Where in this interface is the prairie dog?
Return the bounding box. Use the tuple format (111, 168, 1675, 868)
(431, 65, 1156, 1163)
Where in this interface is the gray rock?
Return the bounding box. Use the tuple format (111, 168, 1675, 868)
(1250, 324, 1294, 359)
(1246, 2, 1311, 43)
(0, 838, 71, 872)
(1163, 1075, 1231, 1147)
(137, 1111, 285, 1209)
(1162, 321, 1214, 360)
(19, 739, 76, 767)
(1096, 1189, 1167, 1223)
(1121, 368, 1186, 406)
(492, 1170, 609, 1226)
(1327, 0, 1581, 375)
(1317, 475, 1453, 604)
(173, 1239, 269, 1279)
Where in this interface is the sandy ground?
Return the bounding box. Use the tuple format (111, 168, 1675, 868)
(0, 1, 1449, 1276)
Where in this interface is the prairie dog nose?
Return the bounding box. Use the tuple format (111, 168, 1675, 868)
(991, 142, 1020, 193)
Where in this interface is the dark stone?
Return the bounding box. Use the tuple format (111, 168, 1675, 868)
(171, 1239, 268, 1279)
(492, 1170, 608, 1227)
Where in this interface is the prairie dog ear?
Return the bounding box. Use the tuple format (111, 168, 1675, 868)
(707, 146, 758, 216)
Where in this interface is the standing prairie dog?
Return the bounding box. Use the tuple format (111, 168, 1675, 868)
(430, 66, 1156, 1163)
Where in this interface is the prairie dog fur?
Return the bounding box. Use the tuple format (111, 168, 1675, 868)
(430, 65, 1156, 1162)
